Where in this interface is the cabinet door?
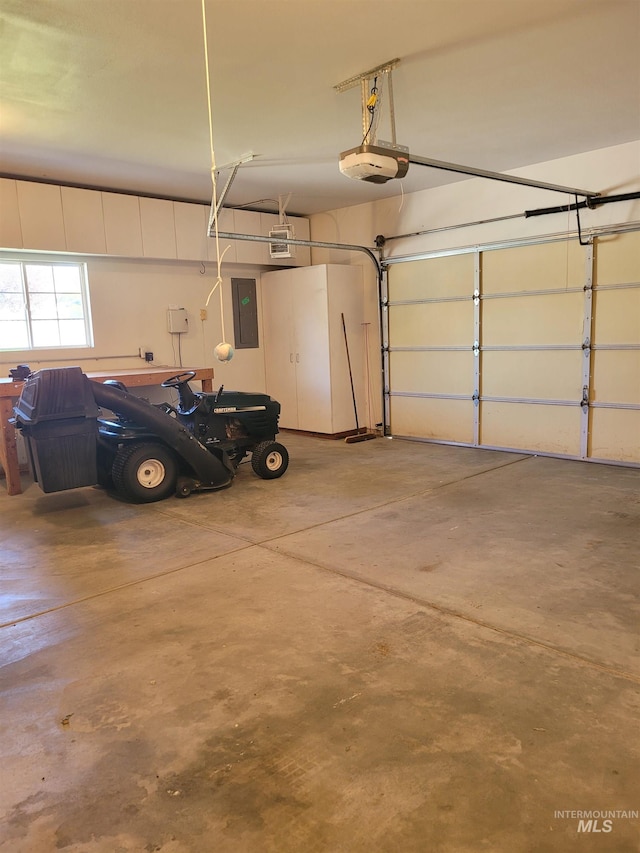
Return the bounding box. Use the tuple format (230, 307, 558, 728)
(293, 268, 332, 433)
(262, 272, 298, 428)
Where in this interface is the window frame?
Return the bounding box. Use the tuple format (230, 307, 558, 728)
(0, 254, 94, 351)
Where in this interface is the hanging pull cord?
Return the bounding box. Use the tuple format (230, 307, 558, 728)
(205, 245, 231, 307)
(201, 0, 227, 340)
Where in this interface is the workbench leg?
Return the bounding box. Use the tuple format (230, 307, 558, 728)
(201, 378, 214, 393)
(0, 397, 23, 495)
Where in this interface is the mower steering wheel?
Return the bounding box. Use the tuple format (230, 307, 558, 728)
(161, 370, 196, 388)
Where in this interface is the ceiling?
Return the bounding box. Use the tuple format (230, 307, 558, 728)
(1, 0, 639, 217)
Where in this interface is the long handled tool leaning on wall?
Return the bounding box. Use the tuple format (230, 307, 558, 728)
(342, 312, 376, 445)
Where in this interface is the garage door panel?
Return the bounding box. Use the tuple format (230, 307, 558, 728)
(590, 409, 640, 463)
(390, 350, 474, 396)
(591, 351, 640, 404)
(595, 231, 640, 285)
(482, 350, 583, 400)
(482, 241, 585, 294)
(388, 253, 474, 301)
(386, 232, 639, 465)
(482, 292, 584, 345)
(481, 402, 581, 455)
(390, 397, 474, 443)
(389, 301, 473, 348)
(592, 289, 640, 344)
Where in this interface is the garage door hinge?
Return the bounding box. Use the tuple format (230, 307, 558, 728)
(581, 386, 590, 409)
(472, 391, 480, 406)
(582, 337, 591, 351)
(473, 341, 480, 356)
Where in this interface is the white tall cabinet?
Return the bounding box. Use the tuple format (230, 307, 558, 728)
(261, 264, 365, 434)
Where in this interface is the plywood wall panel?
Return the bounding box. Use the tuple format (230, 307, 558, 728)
(102, 192, 143, 256)
(0, 178, 22, 249)
(61, 187, 106, 254)
(16, 181, 66, 250)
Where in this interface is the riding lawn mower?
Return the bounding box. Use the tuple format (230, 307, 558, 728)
(13, 366, 289, 503)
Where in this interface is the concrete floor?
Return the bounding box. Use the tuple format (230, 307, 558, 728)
(1, 434, 639, 853)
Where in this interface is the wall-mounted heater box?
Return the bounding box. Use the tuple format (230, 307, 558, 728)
(269, 225, 296, 259)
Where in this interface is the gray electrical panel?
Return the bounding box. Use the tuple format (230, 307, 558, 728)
(231, 278, 258, 349)
(167, 307, 188, 333)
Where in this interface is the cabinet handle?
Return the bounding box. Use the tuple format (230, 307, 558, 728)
(290, 353, 294, 363)
(296, 353, 300, 363)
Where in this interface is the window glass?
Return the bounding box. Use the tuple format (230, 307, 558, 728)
(26, 265, 55, 292)
(0, 259, 92, 350)
(0, 320, 29, 348)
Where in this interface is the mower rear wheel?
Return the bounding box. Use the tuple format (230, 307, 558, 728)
(112, 442, 178, 503)
(251, 441, 289, 479)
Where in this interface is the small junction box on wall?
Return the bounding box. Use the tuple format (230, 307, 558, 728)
(167, 307, 188, 334)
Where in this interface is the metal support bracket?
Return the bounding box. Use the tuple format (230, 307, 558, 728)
(580, 242, 595, 458)
(380, 267, 391, 436)
(473, 252, 481, 445)
(408, 153, 600, 199)
(207, 153, 255, 235)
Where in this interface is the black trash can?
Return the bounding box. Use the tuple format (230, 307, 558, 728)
(14, 367, 99, 493)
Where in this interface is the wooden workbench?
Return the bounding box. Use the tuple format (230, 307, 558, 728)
(0, 366, 214, 496)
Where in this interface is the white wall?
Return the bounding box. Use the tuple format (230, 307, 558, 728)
(0, 180, 313, 396)
(0, 255, 270, 393)
(309, 140, 640, 428)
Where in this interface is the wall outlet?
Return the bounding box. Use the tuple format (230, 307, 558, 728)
(200, 308, 207, 320)
(145, 351, 153, 362)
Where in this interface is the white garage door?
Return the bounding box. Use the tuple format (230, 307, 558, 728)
(385, 230, 639, 465)
(590, 231, 640, 463)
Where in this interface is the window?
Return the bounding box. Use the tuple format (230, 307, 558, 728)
(0, 259, 93, 350)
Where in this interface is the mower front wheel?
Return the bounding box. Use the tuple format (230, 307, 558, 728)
(251, 441, 289, 480)
(112, 442, 178, 503)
